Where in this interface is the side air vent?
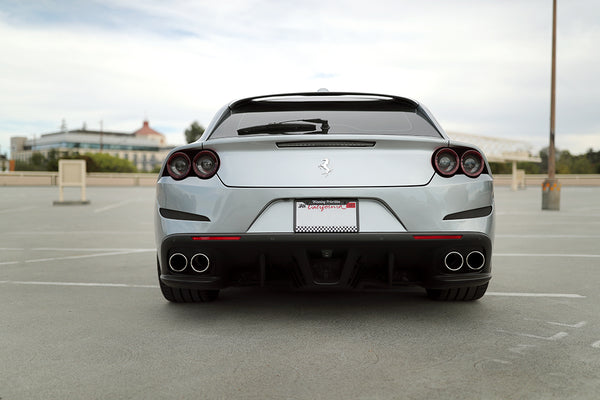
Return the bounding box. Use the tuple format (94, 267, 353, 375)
(159, 208, 211, 222)
(277, 141, 375, 148)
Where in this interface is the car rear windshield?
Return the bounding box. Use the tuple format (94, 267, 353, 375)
(208, 110, 442, 139)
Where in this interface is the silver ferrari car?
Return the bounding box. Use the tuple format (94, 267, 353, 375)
(155, 92, 494, 302)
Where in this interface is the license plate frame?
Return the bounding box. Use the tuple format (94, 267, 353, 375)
(294, 199, 359, 233)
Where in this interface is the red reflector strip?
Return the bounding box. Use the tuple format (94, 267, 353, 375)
(192, 236, 241, 241)
(413, 235, 463, 240)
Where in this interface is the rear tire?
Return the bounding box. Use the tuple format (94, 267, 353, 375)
(426, 283, 488, 301)
(158, 257, 220, 303)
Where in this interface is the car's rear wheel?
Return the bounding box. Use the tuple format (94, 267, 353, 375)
(157, 258, 220, 303)
(426, 283, 488, 301)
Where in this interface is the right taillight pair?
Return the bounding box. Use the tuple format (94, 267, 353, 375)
(433, 148, 484, 178)
(166, 150, 220, 180)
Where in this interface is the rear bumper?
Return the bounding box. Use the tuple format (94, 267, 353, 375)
(158, 232, 492, 291)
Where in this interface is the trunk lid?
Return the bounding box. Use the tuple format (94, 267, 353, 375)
(208, 135, 446, 187)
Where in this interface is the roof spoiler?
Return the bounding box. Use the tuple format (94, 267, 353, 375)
(229, 92, 420, 113)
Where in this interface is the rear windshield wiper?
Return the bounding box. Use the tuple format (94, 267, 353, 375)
(237, 119, 330, 135)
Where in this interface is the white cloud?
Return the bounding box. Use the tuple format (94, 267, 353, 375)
(1, 0, 599, 158)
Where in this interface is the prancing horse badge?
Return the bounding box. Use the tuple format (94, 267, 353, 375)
(319, 158, 333, 176)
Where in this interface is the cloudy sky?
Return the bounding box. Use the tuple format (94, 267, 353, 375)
(1, 0, 599, 157)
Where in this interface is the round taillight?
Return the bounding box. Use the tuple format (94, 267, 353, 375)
(433, 148, 459, 176)
(193, 150, 219, 179)
(166, 152, 191, 180)
(461, 150, 484, 177)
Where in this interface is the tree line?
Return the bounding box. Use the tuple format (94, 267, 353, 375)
(15, 149, 138, 173)
(489, 148, 600, 174)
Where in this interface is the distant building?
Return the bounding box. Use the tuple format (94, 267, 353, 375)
(11, 120, 175, 172)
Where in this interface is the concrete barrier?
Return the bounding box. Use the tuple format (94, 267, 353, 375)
(0, 172, 157, 186)
(492, 174, 600, 187)
(0, 172, 57, 186)
(1, 172, 600, 187)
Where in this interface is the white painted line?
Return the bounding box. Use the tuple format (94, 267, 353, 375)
(0, 280, 158, 289)
(0, 250, 153, 265)
(524, 318, 588, 328)
(495, 211, 600, 217)
(0, 248, 155, 265)
(487, 359, 513, 365)
(495, 221, 600, 225)
(496, 234, 600, 239)
(93, 199, 137, 213)
(497, 330, 569, 341)
(31, 247, 155, 252)
(508, 344, 536, 355)
(547, 321, 587, 328)
(7, 231, 149, 236)
(0, 206, 36, 214)
(494, 253, 600, 258)
(487, 292, 586, 299)
(24, 249, 153, 264)
(0, 248, 25, 251)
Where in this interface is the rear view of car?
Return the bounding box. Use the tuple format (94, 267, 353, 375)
(155, 92, 494, 302)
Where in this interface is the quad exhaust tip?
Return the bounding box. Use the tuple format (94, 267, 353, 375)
(191, 253, 210, 273)
(466, 251, 485, 270)
(168, 253, 188, 272)
(444, 250, 485, 272)
(444, 251, 464, 271)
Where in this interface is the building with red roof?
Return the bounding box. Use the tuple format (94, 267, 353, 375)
(11, 120, 174, 172)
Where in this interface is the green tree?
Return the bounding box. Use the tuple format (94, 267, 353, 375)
(185, 121, 205, 143)
(78, 153, 137, 173)
(585, 149, 600, 173)
(556, 150, 573, 174)
(488, 162, 511, 174)
(46, 149, 60, 171)
(15, 152, 46, 171)
(15, 152, 137, 172)
(571, 157, 594, 174)
(30, 152, 46, 170)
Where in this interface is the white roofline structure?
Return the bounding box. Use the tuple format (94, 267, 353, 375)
(448, 132, 542, 163)
(448, 132, 542, 191)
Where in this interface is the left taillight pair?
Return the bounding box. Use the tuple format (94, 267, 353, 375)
(433, 148, 484, 178)
(166, 150, 220, 180)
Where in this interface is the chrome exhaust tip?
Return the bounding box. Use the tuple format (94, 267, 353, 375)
(191, 253, 210, 273)
(444, 251, 464, 271)
(169, 253, 188, 272)
(466, 251, 485, 270)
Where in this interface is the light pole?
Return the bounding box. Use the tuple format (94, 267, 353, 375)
(542, 0, 560, 210)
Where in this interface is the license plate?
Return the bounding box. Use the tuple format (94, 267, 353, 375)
(295, 199, 358, 233)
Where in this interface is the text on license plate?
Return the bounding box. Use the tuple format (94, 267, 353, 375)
(294, 199, 358, 233)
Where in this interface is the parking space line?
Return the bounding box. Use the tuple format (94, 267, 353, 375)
(487, 292, 585, 298)
(497, 330, 570, 341)
(6, 231, 149, 236)
(496, 234, 600, 239)
(0, 250, 154, 266)
(93, 199, 139, 213)
(495, 253, 600, 258)
(31, 247, 155, 252)
(0, 280, 158, 289)
(0, 206, 36, 214)
(23, 250, 154, 264)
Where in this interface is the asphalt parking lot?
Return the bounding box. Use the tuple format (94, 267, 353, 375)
(1, 185, 599, 399)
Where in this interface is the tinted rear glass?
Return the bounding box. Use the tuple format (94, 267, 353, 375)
(208, 110, 442, 139)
